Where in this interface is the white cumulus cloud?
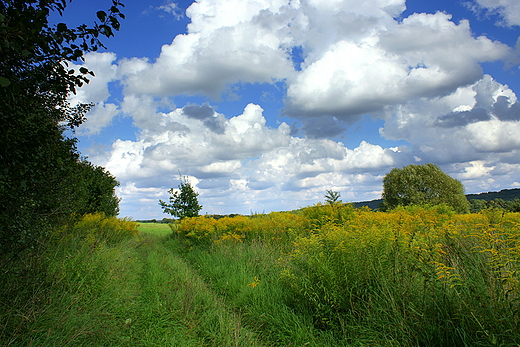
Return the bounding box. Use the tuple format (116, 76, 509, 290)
(472, 0, 520, 27)
(286, 11, 509, 121)
(68, 52, 120, 135)
(71, 0, 520, 218)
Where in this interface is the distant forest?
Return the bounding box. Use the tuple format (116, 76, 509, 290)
(354, 188, 520, 210)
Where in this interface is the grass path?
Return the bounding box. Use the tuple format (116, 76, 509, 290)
(123, 230, 262, 346)
(1, 224, 263, 346)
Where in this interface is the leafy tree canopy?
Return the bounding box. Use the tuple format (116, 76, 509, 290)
(159, 176, 203, 220)
(0, 0, 124, 255)
(381, 163, 470, 214)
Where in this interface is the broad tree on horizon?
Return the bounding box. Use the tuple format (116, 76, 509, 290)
(381, 163, 470, 213)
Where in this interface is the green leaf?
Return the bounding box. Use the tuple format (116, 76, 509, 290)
(57, 22, 68, 32)
(102, 25, 113, 37)
(0, 76, 11, 87)
(97, 11, 107, 22)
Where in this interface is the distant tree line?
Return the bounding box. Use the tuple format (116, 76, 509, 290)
(466, 188, 520, 202)
(468, 198, 520, 213)
(0, 0, 124, 256)
(157, 163, 519, 225)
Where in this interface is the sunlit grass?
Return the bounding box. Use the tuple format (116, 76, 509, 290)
(0, 216, 260, 346)
(137, 222, 173, 237)
(2, 207, 519, 346)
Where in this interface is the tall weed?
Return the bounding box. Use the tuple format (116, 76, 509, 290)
(280, 205, 520, 346)
(175, 212, 306, 245)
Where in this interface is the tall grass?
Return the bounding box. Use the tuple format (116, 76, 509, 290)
(0, 213, 139, 345)
(173, 236, 339, 345)
(0, 216, 263, 346)
(175, 204, 520, 346)
(281, 205, 520, 346)
(2, 207, 519, 346)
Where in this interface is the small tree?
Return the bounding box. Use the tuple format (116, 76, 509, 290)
(159, 176, 202, 219)
(324, 190, 341, 204)
(381, 163, 470, 213)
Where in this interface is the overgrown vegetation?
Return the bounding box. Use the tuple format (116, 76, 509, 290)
(170, 203, 520, 346)
(1, 3, 519, 346)
(1, 0, 127, 340)
(0, 0, 124, 255)
(2, 205, 520, 346)
(469, 197, 520, 213)
(0, 215, 264, 346)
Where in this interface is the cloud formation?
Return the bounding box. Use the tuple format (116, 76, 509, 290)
(68, 53, 120, 135)
(73, 0, 520, 218)
(94, 101, 398, 215)
(472, 0, 520, 27)
(118, 0, 510, 128)
(380, 74, 520, 191)
(286, 11, 508, 120)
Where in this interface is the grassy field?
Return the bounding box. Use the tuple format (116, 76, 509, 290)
(1, 206, 519, 346)
(136, 222, 172, 236)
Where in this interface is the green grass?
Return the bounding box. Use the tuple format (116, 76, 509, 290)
(0, 220, 261, 346)
(136, 222, 173, 237)
(175, 239, 336, 346)
(2, 209, 519, 346)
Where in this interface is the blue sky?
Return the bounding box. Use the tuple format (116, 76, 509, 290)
(52, 0, 520, 219)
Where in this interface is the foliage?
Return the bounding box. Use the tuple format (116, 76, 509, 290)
(159, 176, 203, 220)
(280, 206, 520, 345)
(510, 199, 520, 212)
(0, 0, 124, 254)
(3, 208, 520, 346)
(354, 188, 520, 211)
(381, 163, 470, 213)
(300, 202, 356, 229)
(1, 220, 263, 346)
(470, 197, 520, 213)
(176, 212, 307, 245)
(74, 160, 121, 217)
(56, 212, 138, 246)
(469, 197, 487, 213)
(0, 214, 137, 345)
(173, 205, 520, 345)
(324, 190, 341, 204)
(1, 0, 125, 93)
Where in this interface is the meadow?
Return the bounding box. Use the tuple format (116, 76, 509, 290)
(1, 204, 519, 346)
